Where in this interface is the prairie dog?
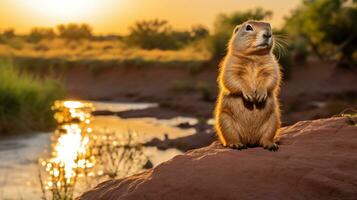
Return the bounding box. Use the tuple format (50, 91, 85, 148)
(214, 21, 281, 151)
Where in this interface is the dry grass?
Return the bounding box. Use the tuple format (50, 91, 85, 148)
(0, 38, 210, 63)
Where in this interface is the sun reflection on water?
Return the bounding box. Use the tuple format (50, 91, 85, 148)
(39, 101, 96, 198)
(53, 124, 90, 179)
(39, 100, 149, 199)
(52, 100, 94, 124)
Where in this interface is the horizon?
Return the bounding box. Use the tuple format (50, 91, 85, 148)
(0, 0, 301, 34)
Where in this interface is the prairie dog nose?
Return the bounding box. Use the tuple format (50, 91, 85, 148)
(263, 32, 272, 39)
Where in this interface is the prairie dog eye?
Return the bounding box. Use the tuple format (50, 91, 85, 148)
(246, 24, 253, 31)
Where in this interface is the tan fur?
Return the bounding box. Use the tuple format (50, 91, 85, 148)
(214, 21, 281, 150)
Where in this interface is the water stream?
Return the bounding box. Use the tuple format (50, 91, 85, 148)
(0, 100, 197, 200)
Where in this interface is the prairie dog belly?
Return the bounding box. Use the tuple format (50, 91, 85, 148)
(221, 94, 276, 144)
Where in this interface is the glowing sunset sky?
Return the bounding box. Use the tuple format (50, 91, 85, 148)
(0, 0, 301, 34)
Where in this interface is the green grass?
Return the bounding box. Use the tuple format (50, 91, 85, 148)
(0, 60, 65, 135)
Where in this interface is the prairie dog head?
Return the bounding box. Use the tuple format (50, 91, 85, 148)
(229, 20, 273, 55)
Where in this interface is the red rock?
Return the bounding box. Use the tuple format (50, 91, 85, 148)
(78, 117, 357, 200)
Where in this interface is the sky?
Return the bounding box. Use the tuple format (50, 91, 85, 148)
(0, 0, 301, 34)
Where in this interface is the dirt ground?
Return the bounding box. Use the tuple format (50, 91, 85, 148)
(62, 60, 357, 125)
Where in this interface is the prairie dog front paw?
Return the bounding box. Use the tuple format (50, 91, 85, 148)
(242, 90, 255, 102)
(255, 90, 268, 102)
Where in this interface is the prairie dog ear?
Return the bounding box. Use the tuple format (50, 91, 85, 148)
(233, 25, 240, 34)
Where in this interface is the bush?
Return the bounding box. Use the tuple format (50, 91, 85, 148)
(0, 60, 65, 134)
(290, 38, 309, 63)
(127, 19, 178, 50)
(275, 49, 293, 80)
(57, 23, 93, 40)
(284, 0, 357, 68)
(2, 37, 24, 49)
(28, 27, 56, 43)
(2, 28, 15, 38)
(126, 19, 210, 50)
(190, 25, 209, 40)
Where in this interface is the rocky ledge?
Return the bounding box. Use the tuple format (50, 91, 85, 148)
(78, 117, 357, 200)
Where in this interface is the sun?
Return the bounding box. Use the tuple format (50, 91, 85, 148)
(25, 0, 101, 22)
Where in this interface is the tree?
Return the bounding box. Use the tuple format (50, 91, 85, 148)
(190, 25, 209, 40)
(284, 0, 357, 68)
(2, 28, 15, 38)
(57, 23, 93, 40)
(127, 19, 179, 50)
(171, 30, 192, 47)
(209, 8, 272, 60)
(127, 19, 210, 50)
(28, 27, 56, 42)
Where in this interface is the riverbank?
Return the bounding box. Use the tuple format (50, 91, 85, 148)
(60, 60, 357, 126)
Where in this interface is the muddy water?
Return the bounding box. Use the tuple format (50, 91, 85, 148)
(0, 101, 197, 200)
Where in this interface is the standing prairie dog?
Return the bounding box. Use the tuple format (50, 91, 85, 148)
(215, 20, 281, 151)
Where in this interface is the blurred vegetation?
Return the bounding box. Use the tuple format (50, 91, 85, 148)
(126, 19, 209, 50)
(57, 23, 93, 40)
(0, 1, 354, 75)
(0, 60, 65, 135)
(284, 0, 357, 68)
(28, 27, 56, 43)
(0, 38, 210, 73)
(2, 28, 15, 39)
